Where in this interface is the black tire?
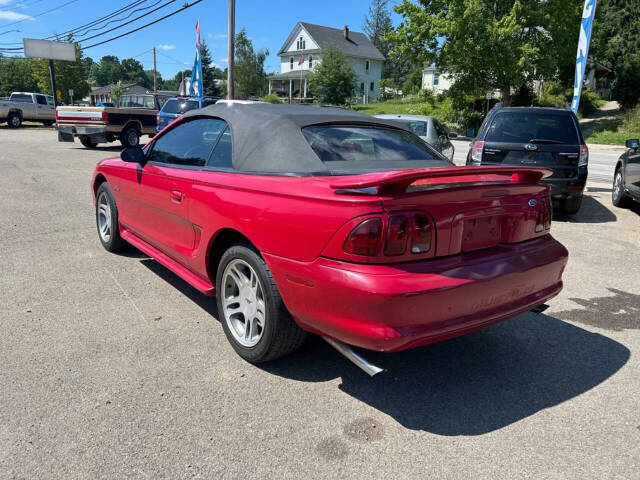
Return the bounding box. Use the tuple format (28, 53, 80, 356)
(561, 194, 582, 214)
(95, 182, 125, 252)
(42, 120, 54, 126)
(612, 168, 631, 208)
(7, 112, 22, 128)
(79, 136, 98, 148)
(216, 244, 306, 363)
(120, 126, 140, 148)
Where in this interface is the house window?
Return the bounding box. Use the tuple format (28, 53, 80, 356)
(370, 82, 374, 92)
(308, 56, 313, 69)
(360, 82, 365, 94)
(365, 60, 370, 72)
(433, 72, 440, 87)
(297, 36, 306, 50)
(290, 57, 294, 70)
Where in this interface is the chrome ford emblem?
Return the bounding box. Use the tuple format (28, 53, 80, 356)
(525, 144, 538, 151)
(528, 199, 537, 207)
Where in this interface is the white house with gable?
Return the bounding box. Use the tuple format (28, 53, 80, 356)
(269, 22, 385, 103)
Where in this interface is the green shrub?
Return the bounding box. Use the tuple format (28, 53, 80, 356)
(261, 93, 282, 104)
(578, 89, 604, 117)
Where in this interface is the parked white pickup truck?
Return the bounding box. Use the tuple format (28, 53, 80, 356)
(0, 92, 56, 128)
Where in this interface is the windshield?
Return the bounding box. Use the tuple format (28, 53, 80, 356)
(302, 125, 446, 173)
(396, 119, 428, 137)
(162, 99, 200, 115)
(486, 112, 579, 144)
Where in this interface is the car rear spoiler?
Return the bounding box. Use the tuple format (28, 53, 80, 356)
(329, 166, 553, 195)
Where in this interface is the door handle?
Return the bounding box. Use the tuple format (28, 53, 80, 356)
(170, 190, 184, 203)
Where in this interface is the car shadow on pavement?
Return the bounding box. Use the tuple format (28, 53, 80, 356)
(138, 257, 630, 437)
(263, 313, 629, 436)
(554, 194, 616, 223)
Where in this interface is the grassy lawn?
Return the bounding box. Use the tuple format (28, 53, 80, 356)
(350, 100, 423, 116)
(583, 106, 640, 145)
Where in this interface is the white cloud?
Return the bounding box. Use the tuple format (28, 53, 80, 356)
(157, 44, 176, 51)
(218, 57, 228, 63)
(0, 1, 14, 6)
(0, 10, 33, 20)
(207, 33, 227, 40)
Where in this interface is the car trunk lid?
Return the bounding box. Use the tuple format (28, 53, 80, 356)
(330, 166, 553, 258)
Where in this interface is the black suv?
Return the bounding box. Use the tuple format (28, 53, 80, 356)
(466, 106, 588, 214)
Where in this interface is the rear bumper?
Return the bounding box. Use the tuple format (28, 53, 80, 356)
(542, 168, 588, 199)
(57, 124, 108, 142)
(264, 236, 568, 352)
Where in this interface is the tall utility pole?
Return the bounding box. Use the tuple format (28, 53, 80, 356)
(227, 0, 235, 100)
(153, 46, 157, 93)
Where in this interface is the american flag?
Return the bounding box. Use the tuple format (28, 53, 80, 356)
(298, 55, 304, 66)
(195, 19, 201, 48)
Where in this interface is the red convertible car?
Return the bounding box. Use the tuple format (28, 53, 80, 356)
(92, 103, 568, 375)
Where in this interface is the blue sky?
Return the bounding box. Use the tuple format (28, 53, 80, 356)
(0, 0, 402, 81)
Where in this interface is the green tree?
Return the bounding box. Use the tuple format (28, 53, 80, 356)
(309, 44, 357, 105)
(200, 40, 222, 97)
(0, 57, 38, 97)
(390, 0, 550, 105)
(91, 55, 123, 86)
(234, 29, 269, 98)
(592, 0, 640, 108)
(30, 38, 90, 104)
(363, 0, 394, 78)
(111, 80, 124, 104)
(121, 58, 149, 87)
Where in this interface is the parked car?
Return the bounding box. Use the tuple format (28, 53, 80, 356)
(612, 138, 640, 208)
(56, 92, 171, 148)
(156, 96, 218, 133)
(375, 114, 457, 161)
(91, 104, 567, 374)
(0, 92, 56, 127)
(96, 102, 115, 107)
(466, 106, 588, 214)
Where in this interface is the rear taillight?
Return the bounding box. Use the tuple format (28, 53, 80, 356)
(384, 216, 409, 256)
(536, 196, 552, 233)
(101, 111, 109, 122)
(55, 110, 60, 120)
(411, 214, 431, 253)
(343, 218, 382, 256)
(579, 145, 588, 167)
(156, 114, 161, 124)
(342, 213, 433, 259)
(470, 140, 484, 165)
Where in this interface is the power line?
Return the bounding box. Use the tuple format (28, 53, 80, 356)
(0, 0, 83, 28)
(76, 0, 178, 43)
(73, 0, 167, 39)
(82, 0, 204, 50)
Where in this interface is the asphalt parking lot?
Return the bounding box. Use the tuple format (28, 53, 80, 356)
(1, 127, 639, 479)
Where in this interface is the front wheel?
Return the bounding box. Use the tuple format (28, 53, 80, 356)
(612, 169, 631, 208)
(216, 244, 306, 363)
(95, 182, 125, 252)
(42, 120, 54, 126)
(561, 194, 583, 214)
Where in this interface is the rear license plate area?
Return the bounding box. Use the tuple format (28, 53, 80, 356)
(461, 216, 502, 252)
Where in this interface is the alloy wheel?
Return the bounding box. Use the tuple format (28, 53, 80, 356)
(222, 259, 266, 348)
(97, 192, 112, 242)
(613, 171, 623, 200)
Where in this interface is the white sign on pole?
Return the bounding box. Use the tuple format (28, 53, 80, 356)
(68, 89, 74, 96)
(23, 39, 76, 61)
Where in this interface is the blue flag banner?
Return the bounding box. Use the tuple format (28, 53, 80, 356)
(189, 48, 203, 98)
(189, 19, 203, 98)
(571, 0, 597, 114)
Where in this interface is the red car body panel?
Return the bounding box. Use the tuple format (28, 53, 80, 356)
(92, 149, 568, 352)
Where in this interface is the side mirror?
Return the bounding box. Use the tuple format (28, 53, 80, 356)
(448, 132, 458, 139)
(120, 146, 146, 164)
(625, 138, 639, 149)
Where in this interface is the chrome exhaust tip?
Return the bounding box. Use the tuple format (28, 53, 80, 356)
(323, 337, 386, 377)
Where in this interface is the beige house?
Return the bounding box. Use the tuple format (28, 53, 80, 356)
(421, 66, 454, 93)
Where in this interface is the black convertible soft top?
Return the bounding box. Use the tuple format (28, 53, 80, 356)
(182, 102, 418, 174)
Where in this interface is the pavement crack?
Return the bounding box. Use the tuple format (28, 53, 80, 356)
(104, 267, 146, 322)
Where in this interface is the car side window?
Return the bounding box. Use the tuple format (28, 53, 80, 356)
(36, 95, 48, 105)
(148, 119, 227, 167)
(207, 126, 233, 169)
